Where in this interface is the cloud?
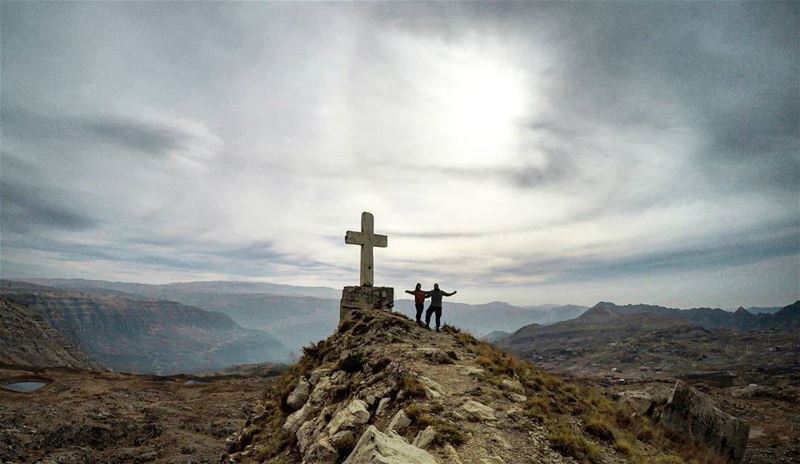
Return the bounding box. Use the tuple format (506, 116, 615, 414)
(1, 2, 797, 307)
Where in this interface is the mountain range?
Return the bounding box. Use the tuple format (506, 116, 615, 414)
(0, 280, 290, 374)
(21, 278, 588, 352)
(498, 300, 800, 365)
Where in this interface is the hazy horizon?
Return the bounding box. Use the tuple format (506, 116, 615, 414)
(2, 2, 798, 309)
(6, 276, 796, 311)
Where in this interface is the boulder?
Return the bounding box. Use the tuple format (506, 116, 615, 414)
(328, 399, 371, 435)
(614, 390, 653, 415)
(283, 403, 315, 434)
(297, 414, 327, 454)
(287, 377, 311, 410)
(343, 425, 437, 464)
(659, 381, 749, 463)
(303, 437, 338, 464)
(309, 368, 332, 386)
(330, 430, 358, 450)
(310, 376, 335, 403)
(461, 400, 496, 421)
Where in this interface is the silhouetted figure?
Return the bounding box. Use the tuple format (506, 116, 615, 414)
(404, 283, 429, 326)
(424, 283, 457, 332)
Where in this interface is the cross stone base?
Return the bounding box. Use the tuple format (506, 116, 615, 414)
(340, 286, 394, 323)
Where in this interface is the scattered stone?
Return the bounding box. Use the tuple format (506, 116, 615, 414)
(500, 379, 524, 393)
(412, 426, 435, 449)
(461, 400, 496, 421)
(659, 381, 749, 464)
(418, 376, 445, 400)
(343, 425, 437, 464)
(328, 400, 371, 436)
(460, 366, 485, 376)
(375, 397, 391, 416)
(309, 368, 332, 386)
(509, 393, 527, 403)
(387, 409, 411, 432)
(416, 347, 455, 364)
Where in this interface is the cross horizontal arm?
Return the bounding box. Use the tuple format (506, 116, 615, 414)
(345, 231, 367, 245)
(345, 231, 387, 247)
(372, 234, 388, 248)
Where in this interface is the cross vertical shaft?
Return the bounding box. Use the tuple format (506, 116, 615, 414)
(345, 211, 388, 287)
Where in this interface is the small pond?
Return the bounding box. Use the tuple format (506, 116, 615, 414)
(2, 380, 49, 393)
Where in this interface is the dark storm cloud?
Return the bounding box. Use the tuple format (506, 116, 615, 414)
(0, 179, 96, 232)
(82, 119, 186, 155)
(2, 107, 196, 157)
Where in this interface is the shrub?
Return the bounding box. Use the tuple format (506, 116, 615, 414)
(402, 374, 427, 398)
(583, 415, 615, 443)
(431, 420, 468, 447)
(546, 420, 602, 463)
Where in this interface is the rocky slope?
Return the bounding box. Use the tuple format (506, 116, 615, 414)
(226, 308, 728, 463)
(0, 297, 100, 370)
(0, 281, 290, 374)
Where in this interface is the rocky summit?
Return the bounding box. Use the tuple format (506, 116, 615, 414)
(226, 308, 728, 464)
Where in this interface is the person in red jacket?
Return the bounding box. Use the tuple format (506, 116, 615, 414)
(405, 283, 429, 326)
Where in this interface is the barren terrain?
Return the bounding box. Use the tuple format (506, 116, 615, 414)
(0, 366, 282, 463)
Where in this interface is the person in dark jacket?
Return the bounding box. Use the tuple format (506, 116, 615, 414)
(405, 283, 429, 325)
(424, 283, 457, 332)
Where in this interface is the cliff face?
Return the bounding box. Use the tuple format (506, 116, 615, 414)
(0, 281, 290, 374)
(227, 308, 725, 464)
(0, 297, 100, 370)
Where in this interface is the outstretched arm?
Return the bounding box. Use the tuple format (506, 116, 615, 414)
(444, 290, 457, 297)
(404, 290, 415, 295)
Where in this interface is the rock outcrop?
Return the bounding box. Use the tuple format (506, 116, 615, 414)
(226, 308, 741, 464)
(658, 381, 749, 463)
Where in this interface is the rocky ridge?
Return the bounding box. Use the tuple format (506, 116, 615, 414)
(226, 308, 727, 463)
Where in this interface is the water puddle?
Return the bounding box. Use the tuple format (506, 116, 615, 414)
(184, 379, 208, 385)
(2, 380, 49, 393)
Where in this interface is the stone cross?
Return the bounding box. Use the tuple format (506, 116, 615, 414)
(345, 211, 388, 287)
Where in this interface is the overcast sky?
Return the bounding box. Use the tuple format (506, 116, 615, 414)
(1, 2, 798, 308)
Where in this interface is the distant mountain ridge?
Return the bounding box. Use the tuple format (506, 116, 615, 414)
(0, 280, 290, 374)
(578, 301, 800, 331)
(393, 299, 588, 336)
(25, 277, 342, 300)
(499, 300, 800, 358)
